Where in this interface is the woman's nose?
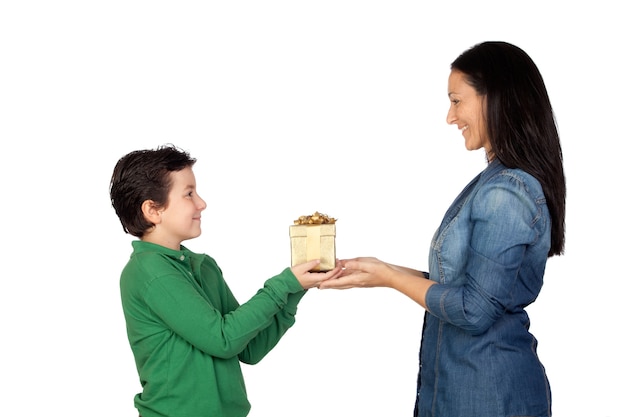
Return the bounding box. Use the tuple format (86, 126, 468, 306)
(446, 106, 456, 125)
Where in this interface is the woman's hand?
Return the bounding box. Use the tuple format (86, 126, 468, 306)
(291, 259, 343, 289)
(318, 257, 395, 289)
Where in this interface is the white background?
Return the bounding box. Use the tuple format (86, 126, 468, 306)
(1, 1, 623, 416)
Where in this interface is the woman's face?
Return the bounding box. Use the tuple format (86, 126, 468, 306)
(446, 69, 492, 157)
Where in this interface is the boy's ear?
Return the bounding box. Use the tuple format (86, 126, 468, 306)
(141, 200, 162, 225)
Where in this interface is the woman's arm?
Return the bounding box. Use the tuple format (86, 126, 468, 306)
(319, 257, 436, 309)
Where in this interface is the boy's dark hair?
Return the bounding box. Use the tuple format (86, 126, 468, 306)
(110, 144, 196, 238)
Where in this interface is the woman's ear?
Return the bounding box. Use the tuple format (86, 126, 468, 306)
(141, 200, 162, 225)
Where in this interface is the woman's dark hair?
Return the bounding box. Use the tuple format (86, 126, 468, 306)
(109, 144, 196, 238)
(452, 41, 565, 256)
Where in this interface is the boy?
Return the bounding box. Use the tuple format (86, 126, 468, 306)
(109, 144, 341, 417)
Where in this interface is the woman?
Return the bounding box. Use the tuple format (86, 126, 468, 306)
(321, 41, 565, 417)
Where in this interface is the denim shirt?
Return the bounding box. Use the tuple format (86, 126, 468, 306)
(417, 159, 552, 417)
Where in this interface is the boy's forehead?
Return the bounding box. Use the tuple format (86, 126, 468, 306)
(169, 167, 196, 188)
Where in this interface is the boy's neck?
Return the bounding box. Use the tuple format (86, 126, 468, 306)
(141, 231, 182, 251)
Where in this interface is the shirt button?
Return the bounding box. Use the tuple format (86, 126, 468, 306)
(180, 255, 185, 261)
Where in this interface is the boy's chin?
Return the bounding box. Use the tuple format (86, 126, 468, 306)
(184, 230, 202, 241)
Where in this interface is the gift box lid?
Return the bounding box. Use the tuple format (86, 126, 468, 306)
(289, 223, 336, 237)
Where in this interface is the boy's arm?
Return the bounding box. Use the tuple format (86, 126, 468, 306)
(237, 289, 306, 364)
(145, 267, 302, 359)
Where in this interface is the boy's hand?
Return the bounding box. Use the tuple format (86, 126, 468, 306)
(291, 259, 342, 289)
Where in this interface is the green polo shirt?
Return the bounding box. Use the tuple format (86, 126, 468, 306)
(120, 240, 306, 417)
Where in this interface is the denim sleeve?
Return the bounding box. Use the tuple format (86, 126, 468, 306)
(426, 173, 540, 335)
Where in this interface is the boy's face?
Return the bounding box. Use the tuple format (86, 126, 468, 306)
(146, 166, 207, 250)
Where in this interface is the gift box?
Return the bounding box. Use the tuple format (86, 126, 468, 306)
(289, 212, 336, 272)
